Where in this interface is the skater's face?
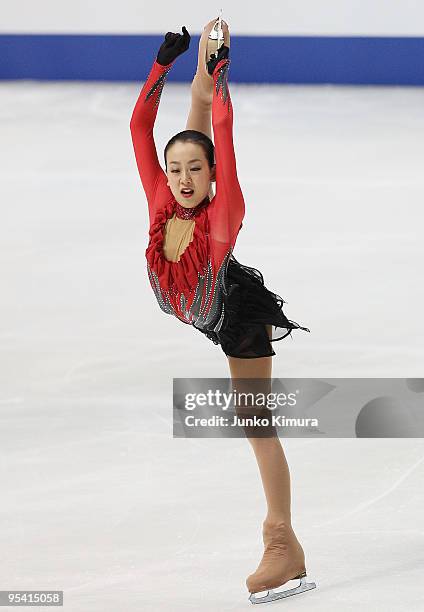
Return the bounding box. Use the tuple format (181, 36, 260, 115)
(166, 142, 215, 207)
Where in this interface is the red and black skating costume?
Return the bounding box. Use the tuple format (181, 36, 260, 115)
(130, 57, 310, 358)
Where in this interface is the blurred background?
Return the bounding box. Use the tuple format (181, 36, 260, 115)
(2, 0, 424, 83)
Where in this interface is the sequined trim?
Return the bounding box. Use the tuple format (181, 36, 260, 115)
(175, 197, 209, 220)
(145, 66, 171, 108)
(215, 60, 230, 108)
(147, 264, 174, 315)
(146, 250, 231, 332)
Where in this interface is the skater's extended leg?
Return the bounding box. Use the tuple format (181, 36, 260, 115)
(185, 18, 230, 140)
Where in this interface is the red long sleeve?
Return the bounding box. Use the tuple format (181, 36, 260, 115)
(131, 56, 246, 330)
(130, 59, 174, 227)
(208, 58, 245, 270)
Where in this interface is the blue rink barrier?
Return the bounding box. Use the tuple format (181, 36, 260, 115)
(0, 34, 423, 84)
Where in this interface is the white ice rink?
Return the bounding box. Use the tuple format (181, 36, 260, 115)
(1, 79, 424, 611)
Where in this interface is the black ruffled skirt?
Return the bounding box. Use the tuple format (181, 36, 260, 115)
(195, 253, 310, 359)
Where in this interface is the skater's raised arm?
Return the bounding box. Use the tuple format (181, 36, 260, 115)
(130, 61, 172, 214)
(130, 27, 190, 226)
(209, 48, 245, 246)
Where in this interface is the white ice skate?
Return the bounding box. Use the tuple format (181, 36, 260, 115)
(207, 9, 225, 60)
(248, 571, 317, 604)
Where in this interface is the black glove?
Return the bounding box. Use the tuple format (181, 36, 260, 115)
(156, 26, 191, 66)
(207, 44, 230, 76)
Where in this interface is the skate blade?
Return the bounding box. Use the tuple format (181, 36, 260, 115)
(248, 575, 316, 604)
(208, 10, 224, 41)
(207, 13, 224, 59)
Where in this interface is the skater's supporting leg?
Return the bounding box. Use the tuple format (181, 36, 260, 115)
(227, 326, 313, 597)
(227, 326, 291, 524)
(250, 437, 293, 525)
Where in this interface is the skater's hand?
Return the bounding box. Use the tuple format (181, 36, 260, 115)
(207, 44, 230, 76)
(156, 26, 191, 66)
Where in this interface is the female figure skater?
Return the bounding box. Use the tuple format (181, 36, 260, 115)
(130, 17, 316, 604)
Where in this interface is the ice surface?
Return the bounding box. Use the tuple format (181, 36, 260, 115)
(0, 80, 423, 611)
